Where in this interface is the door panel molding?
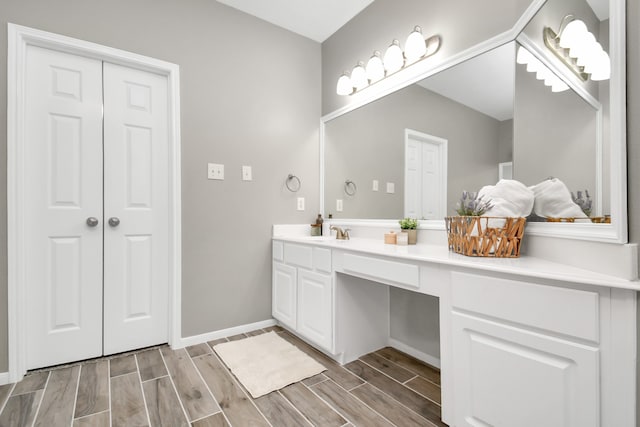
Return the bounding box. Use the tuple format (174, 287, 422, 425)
(7, 23, 182, 381)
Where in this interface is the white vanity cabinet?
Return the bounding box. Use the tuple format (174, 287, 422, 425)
(448, 271, 619, 427)
(272, 240, 333, 352)
(271, 233, 638, 426)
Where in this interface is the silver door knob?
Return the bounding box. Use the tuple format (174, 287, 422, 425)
(108, 217, 120, 227)
(86, 217, 99, 227)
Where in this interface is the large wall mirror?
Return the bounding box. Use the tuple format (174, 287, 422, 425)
(321, 0, 626, 243)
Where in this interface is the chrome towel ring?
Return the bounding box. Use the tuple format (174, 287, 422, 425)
(286, 174, 301, 192)
(344, 179, 357, 196)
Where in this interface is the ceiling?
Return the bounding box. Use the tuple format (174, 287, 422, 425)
(217, 0, 609, 44)
(418, 43, 516, 122)
(215, 0, 375, 43)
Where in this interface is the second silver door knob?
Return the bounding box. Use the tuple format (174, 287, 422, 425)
(108, 217, 120, 227)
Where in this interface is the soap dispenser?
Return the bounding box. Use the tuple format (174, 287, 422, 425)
(316, 214, 324, 236)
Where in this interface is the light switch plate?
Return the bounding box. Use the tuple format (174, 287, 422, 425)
(336, 199, 343, 212)
(297, 197, 305, 211)
(372, 180, 379, 191)
(386, 182, 395, 193)
(208, 163, 224, 180)
(242, 165, 252, 181)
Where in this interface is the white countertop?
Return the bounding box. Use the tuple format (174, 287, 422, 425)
(273, 235, 640, 291)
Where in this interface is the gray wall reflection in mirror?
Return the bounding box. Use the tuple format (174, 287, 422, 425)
(324, 0, 609, 222)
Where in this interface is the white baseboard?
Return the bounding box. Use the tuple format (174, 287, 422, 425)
(388, 338, 441, 369)
(0, 372, 9, 386)
(176, 319, 277, 349)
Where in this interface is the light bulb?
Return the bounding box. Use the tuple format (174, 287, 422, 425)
(366, 51, 385, 83)
(516, 46, 532, 65)
(383, 39, 404, 74)
(551, 79, 570, 92)
(350, 61, 368, 90)
(590, 50, 610, 80)
(570, 31, 596, 61)
(558, 19, 588, 51)
(535, 65, 553, 82)
(404, 26, 427, 64)
(336, 72, 353, 96)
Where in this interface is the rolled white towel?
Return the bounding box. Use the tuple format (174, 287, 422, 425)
(478, 179, 534, 218)
(529, 178, 588, 218)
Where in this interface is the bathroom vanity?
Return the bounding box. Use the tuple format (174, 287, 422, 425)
(272, 226, 638, 426)
(290, 0, 634, 424)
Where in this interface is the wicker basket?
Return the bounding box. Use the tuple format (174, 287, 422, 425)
(445, 216, 526, 258)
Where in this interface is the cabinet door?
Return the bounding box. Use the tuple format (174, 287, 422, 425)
(297, 269, 333, 352)
(273, 262, 297, 330)
(452, 312, 599, 427)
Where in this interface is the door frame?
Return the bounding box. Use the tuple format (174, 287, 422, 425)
(7, 23, 182, 382)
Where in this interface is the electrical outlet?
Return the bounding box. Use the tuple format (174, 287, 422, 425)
(386, 182, 395, 193)
(242, 165, 252, 181)
(372, 179, 379, 191)
(336, 199, 343, 212)
(297, 197, 305, 211)
(207, 163, 224, 180)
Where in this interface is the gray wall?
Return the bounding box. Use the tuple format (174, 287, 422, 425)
(389, 288, 440, 360)
(0, 0, 321, 371)
(322, 0, 534, 114)
(325, 84, 501, 219)
(498, 120, 514, 164)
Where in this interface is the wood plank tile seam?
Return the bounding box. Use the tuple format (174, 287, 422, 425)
(133, 352, 154, 427)
(29, 368, 50, 425)
(156, 346, 201, 425)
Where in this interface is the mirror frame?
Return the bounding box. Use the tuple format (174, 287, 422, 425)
(320, 0, 627, 243)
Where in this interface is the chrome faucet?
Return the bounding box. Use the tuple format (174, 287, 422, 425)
(330, 226, 350, 240)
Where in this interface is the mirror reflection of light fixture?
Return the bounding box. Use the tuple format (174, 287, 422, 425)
(335, 26, 441, 96)
(544, 15, 610, 82)
(517, 46, 569, 93)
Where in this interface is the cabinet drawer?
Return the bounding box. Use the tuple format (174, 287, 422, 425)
(313, 248, 332, 273)
(342, 253, 419, 289)
(451, 272, 600, 342)
(272, 240, 284, 261)
(284, 243, 313, 269)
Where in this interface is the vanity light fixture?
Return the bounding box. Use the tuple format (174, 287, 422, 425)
(335, 26, 441, 96)
(544, 15, 610, 82)
(517, 46, 569, 93)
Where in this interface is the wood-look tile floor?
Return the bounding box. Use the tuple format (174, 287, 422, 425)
(0, 326, 446, 427)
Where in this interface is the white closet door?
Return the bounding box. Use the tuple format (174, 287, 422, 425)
(102, 63, 169, 354)
(24, 46, 104, 369)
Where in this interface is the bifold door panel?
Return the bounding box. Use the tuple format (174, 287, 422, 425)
(23, 45, 169, 369)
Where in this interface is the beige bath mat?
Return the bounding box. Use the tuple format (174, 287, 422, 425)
(213, 331, 326, 398)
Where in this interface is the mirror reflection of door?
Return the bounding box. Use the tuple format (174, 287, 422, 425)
(404, 129, 448, 220)
(499, 161, 513, 180)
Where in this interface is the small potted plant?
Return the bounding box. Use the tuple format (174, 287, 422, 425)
(399, 217, 418, 245)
